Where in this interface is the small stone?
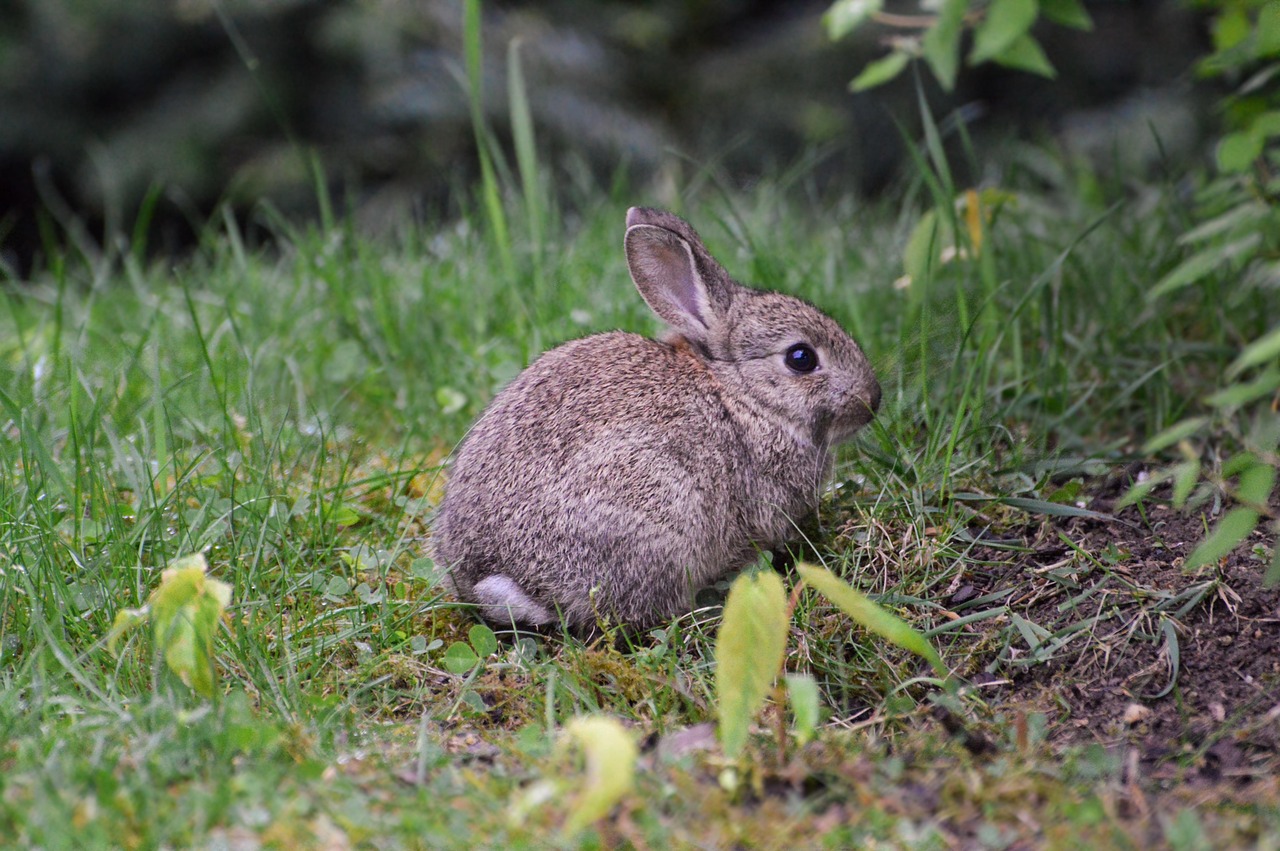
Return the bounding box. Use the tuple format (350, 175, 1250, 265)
(1123, 703, 1153, 725)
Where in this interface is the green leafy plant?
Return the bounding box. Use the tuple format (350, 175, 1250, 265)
(1200, 0, 1280, 173)
(1119, 1, 1280, 586)
(106, 553, 232, 698)
(833, 0, 1279, 584)
(714, 562, 950, 771)
(1121, 434, 1279, 584)
(442, 622, 500, 675)
(822, 0, 1093, 92)
(715, 569, 790, 761)
(439, 622, 501, 716)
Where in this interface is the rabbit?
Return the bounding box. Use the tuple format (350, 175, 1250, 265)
(431, 206, 881, 633)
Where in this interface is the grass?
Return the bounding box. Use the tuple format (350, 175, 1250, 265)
(1, 142, 1278, 848)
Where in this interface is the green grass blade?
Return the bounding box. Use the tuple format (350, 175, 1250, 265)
(796, 563, 948, 681)
(1144, 618, 1181, 699)
(1266, 532, 1280, 587)
(507, 37, 546, 285)
(463, 0, 516, 287)
(1228, 324, 1280, 378)
(1185, 507, 1260, 570)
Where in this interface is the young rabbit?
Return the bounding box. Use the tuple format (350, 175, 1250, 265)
(432, 207, 880, 632)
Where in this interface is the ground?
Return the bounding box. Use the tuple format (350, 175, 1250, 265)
(981, 484, 1278, 763)
(933, 477, 1280, 843)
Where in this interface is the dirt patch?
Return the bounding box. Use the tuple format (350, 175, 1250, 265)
(961, 482, 1280, 785)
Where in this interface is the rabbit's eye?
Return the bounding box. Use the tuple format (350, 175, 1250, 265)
(785, 343, 819, 374)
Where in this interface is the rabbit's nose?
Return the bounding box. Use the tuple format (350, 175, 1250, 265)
(866, 381, 882, 414)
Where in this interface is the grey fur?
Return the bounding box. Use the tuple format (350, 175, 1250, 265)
(432, 207, 881, 632)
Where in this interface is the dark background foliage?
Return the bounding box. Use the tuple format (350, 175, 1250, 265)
(1, 0, 1207, 271)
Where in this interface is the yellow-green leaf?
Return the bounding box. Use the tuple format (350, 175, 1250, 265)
(796, 563, 948, 679)
(715, 569, 789, 760)
(1212, 6, 1250, 51)
(106, 606, 148, 656)
(785, 673, 823, 746)
(561, 715, 637, 836)
(148, 554, 231, 697)
(163, 614, 205, 695)
(151, 555, 208, 616)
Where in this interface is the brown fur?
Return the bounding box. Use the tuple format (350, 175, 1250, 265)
(432, 207, 881, 632)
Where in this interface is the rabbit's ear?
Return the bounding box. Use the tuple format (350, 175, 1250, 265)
(625, 215, 730, 342)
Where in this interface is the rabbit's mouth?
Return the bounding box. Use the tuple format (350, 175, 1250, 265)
(821, 385, 881, 445)
(849, 378, 882, 427)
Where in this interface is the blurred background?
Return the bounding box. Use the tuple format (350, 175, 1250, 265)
(0, 0, 1210, 273)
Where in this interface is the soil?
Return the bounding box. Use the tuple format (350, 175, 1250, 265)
(962, 480, 1280, 787)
